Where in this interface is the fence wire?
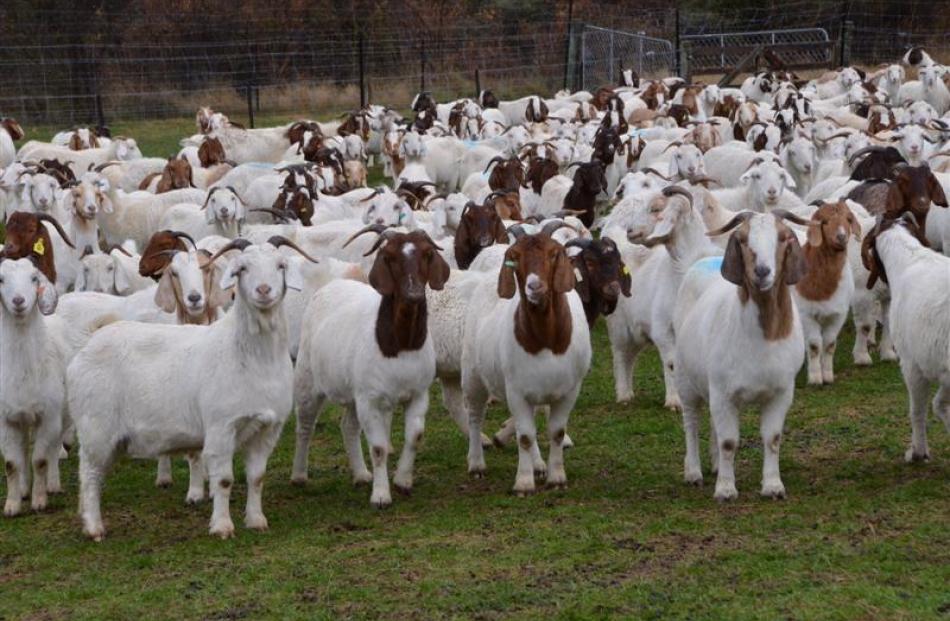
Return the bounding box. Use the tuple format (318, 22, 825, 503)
(0, 1, 948, 126)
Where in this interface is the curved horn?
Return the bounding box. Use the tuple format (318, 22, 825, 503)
(107, 244, 133, 257)
(661, 141, 683, 153)
(772, 209, 811, 227)
(564, 237, 593, 250)
(171, 231, 198, 251)
(266, 236, 319, 263)
(343, 223, 392, 249)
(358, 187, 386, 202)
(205, 238, 252, 266)
(687, 175, 722, 187)
(540, 219, 578, 237)
(250, 207, 298, 223)
(661, 185, 694, 205)
(34, 214, 75, 248)
(847, 145, 885, 166)
(706, 211, 755, 236)
(482, 155, 506, 174)
(507, 224, 529, 239)
(640, 167, 671, 180)
(200, 186, 221, 209)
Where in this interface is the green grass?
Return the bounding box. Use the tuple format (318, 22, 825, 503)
(3, 328, 947, 621)
(1, 122, 949, 621)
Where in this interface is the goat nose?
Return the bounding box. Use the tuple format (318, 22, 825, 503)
(256, 284, 272, 297)
(12, 295, 25, 308)
(754, 265, 771, 280)
(187, 292, 202, 304)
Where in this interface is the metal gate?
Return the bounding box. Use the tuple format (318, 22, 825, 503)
(683, 28, 833, 73)
(578, 25, 675, 91)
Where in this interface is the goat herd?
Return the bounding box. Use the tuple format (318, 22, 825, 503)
(0, 46, 948, 542)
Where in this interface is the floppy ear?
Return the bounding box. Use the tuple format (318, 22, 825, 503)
(667, 152, 680, 179)
(806, 221, 823, 247)
(620, 262, 632, 296)
(645, 198, 686, 245)
(493, 213, 508, 243)
(497, 249, 517, 298)
(425, 250, 450, 291)
(783, 234, 807, 285)
(206, 263, 232, 305)
(37, 274, 58, 315)
(783, 170, 797, 189)
(98, 191, 113, 214)
(74, 263, 87, 291)
(739, 170, 754, 185)
(282, 257, 304, 292)
(154, 269, 179, 313)
(928, 174, 948, 207)
(453, 216, 473, 269)
(219, 256, 243, 290)
(552, 248, 575, 294)
(720, 233, 746, 285)
(431, 207, 447, 235)
(205, 203, 218, 224)
(570, 254, 591, 303)
(113, 260, 132, 295)
(368, 254, 395, 295)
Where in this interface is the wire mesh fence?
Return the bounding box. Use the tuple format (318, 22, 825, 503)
(0, 1, 948, 127)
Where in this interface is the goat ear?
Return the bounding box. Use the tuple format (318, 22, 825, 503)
(806, 222, 823, 247)
(219, 257, 243, 290)
(783, 234, 807, 285)
(497, 250, 517, 298)
(204, 263, 230, 305)
(928, 175, 948, 207)
(74, 263, 86, 291)
(113, 260, 132, 295)
(493, 214, 508, 243)
(739, 170, 753, 185)
(620, 262, 632, 297)
(570, 255, 591, 303)
(283, 257, 304, 292)
(154, 270, 179, 313)
(425, 250, 450, 291)
(553, 248, 575, 294)
(453, 217, 472, 269)
(368, 254, 395, 295)
(431, 207, 447, 235)
(99, 191, 113, 214)
(783, 169, 797, 189)
(720, 233, 745, 285)
(37, 275, 58, 315)
(205, 203, 218, 224)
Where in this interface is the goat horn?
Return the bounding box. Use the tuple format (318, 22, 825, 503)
(507, 224, 529, 239)
(266, 236, 319, 263)
(107, 244, 133, 257)
(200, 187, 220, 209)
(205, 238, 252, 266)
(250, 207, 298, 223)
(540, 219, 577, 237)
(772, 209, 811, 227)
(564, 238, 593, 250)
(706, 211, 755, 236)
(343, 223, 392, 249)
(662, 185, 694, 205)
(847, 145, 885, 166)
(358, 187, 386, 202)
(169, 231, 197, 251)
(641, 167, 671, 181)
(661, 141, 683, 153)
(687, 175, 722, 187)
(552, 209, 586, 218)
(483, 156, 506, 174)
(34, 214, 75, 249)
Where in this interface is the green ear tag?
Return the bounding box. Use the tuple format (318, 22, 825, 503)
(504, 260, 517, 268)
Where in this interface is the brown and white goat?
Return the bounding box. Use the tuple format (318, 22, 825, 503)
(565, 237, 632, 327)
(454, 201, 508, 269)
(2, 212, 75, 284)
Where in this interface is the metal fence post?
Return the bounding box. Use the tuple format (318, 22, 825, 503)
(96, 93, 106, 130)
(359, 33, 367, 108)
(563, 0, 575, 90)
(246, 85, 255, 128)
(840, 20, 853, 67)
(578, 25, 586, 92)
(609, 30, 615, 84)
(674, 8, 681, 76)
(420, 40, 426, 92)
(679, 41, 691, 82)
(475, 68, 481, 98)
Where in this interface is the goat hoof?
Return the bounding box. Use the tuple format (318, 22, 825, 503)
(289, 475, 308, 486)
(880, 349, 898, 362)
(492, 434, 508, 449)
(905, 448, 931, 463)
(155, 479, 172, 489)
(853, 354, 872, 366)
(210, 519, 235, 539)
(562, 434, 575, 449)
(514, 488, 537, 498)
(714, 486, 738, 503)
(393, 483, 412, 497)
(245, 515, 269, 532)
(480, 433, 494, 449)
(185, 494, 204, 506)
(371, 496, 392, 509)
(352, 472, 373, 486)
(85, 526, 106, 542)
(684, 471, 703, 486)
(3, 500, 22, 517)
(760, 482, 786, 499)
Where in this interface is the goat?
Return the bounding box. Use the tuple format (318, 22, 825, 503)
(292, 228, 449, 507)
(454, 201, 508, 269)
(564, 237, 632, 327)
(462, 223, 591, 495)
(71, 237, 316, 540)
(674, 211, 806, 500)
(2, 212, 75, 285)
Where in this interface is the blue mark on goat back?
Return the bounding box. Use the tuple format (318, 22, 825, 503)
(692, 256, 723, 275)
(463, 139, 480, 149)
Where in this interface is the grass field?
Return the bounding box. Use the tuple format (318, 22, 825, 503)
(1, 123, 949, 621)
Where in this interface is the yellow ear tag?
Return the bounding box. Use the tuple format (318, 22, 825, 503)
(33, 238, 45, 256)
(622, 265, 630, 275)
